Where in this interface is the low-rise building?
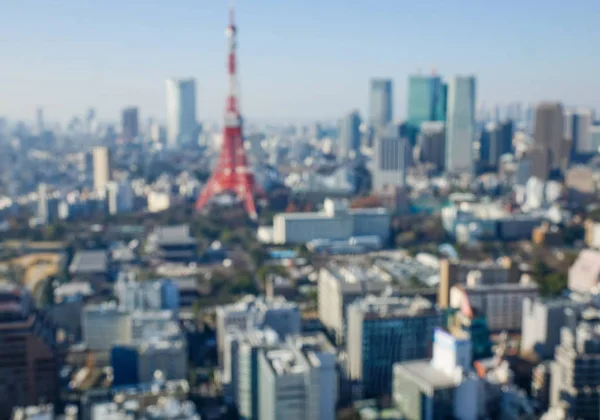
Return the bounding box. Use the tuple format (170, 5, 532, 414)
(69, 250, 111, 284)
(272, 198, 390, 244)
(145, 225, 197, 263)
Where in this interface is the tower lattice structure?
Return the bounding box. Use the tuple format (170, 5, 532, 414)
(195, 7, 258, 219)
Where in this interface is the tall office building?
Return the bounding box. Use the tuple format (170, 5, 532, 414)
(418, 121, 446, 171)
(318, 264, 390, 345)
(229, 329, 280, 419)
(372, 135, 412, 191)
(35, 107, 44, 134)
(407, 74, 447, 133)
(521, 298, 585, 360)
(338, 110, 362, 157)
(0, 285, 58, 419)
(258, 335, 337, 420)
(479, 121, 512, 169)
(533, 102, 566, 172)
(92, 146, 112, 191)
(369, 79, 393, 131)
(215, 296, 301, 365)
(550, 318, 600, 419)
(565, 108, 595, 156)
(446, 76, 476, 174)
(121, 107, 139, 140)
(346, 295, 444, 398)
(166, 78, 198, 148)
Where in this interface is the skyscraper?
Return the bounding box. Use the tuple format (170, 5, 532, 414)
(418, 121, 446, 171)
(369, 79, 393, 131)
(166, 78, 198, 148)
(533, 102, 566, 171)
(407, 74, 446, 130)
(92, 146, 112, 191)
(338, 110, 362, 157)
(479, 122, 502, 169)
(372, 135, 412, 191)
(565, 108, 595, 156)
(122, 107, 139, 140)
(445, 75, 476, 174)
(0, 285, 58, 419)
(346, 296, 444, 398)
(35, 107, 44, 134)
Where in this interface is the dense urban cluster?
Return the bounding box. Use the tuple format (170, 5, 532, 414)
(3, 7, 600, 420)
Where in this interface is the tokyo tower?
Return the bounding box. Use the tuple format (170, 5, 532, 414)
(195, 6, 258, 219)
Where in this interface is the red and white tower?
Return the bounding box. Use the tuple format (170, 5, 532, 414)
(195, 7, 258, 219)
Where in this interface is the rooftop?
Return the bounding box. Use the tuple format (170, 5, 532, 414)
(219, 294, 298, 314)
(151, 225, 196, 245)
(69, 250, 108, 274)
(324, 263, 390, 294)
(394, 360, 459, 389)
(352, 295, 437, 319)
(265, 348, 306, 376)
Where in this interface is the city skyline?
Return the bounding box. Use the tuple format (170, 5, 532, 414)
(2, 0, 600, 124)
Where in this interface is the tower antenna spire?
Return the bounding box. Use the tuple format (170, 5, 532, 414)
(229, 0, 235, 26)
(195, 4, 259, 219)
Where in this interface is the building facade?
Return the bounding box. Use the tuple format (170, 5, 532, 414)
(450, 276, 539, 332)
(406, 74, 447, 142)
(272, 198, 390, 245)
(121, 107, 139, 140)
(445, 75, 476, 174)
(418, 121, 446, 171)
(338, 110, 362, 157)
(369, 79, 393, 131)
(166, 78, 198, 148)
(0, 285, 58, 419)
(215, 295, 301, 365)
(92, 146, 111, 192)
(533, 102, 566, 172)
(550, 319, 600, 419)
(372, 135, 412, 191)
(258, 337, 337, 420)
(346, 296, 444, 398)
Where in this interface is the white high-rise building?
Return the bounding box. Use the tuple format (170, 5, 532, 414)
(166, 78, 198, 148)
(258, 336, 337, 420)
(215, 295, 301, 365)
(92, 146, 111, 191)
(446, 75, 476, 174)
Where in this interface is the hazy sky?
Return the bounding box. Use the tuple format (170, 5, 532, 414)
(2, 0, 599, 125)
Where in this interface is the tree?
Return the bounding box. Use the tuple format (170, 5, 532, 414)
(538, 272, 568, 297)
(231, 271, 258, 295)
(249, 246, 267, 268)
(256, 265, 288, 286)
(395, 231, 417, 247)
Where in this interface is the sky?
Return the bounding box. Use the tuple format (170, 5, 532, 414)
(2, 0, 600, 125)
